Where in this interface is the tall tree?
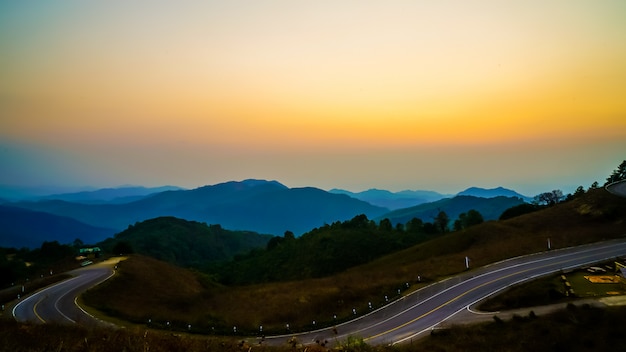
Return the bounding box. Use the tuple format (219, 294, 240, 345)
(379, 218, 393, 232)
(606, 160, 626, 185)
(434, 211, 450, 233)
(454, 209, 484, 231)
(406, 217, 423, 233)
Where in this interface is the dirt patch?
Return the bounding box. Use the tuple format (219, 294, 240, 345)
(584, 275, 622, 284)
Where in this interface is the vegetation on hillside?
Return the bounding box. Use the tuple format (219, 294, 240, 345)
(98, 217, 273, 268)
(210, 214, 447, 285)
(605, 159, 626, 184)
(84, 188, 626, 333)
(0, 241, 77, 288)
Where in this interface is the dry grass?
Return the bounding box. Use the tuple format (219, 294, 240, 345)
(3, 305, 626, 352)
(84, 189, 626, 334)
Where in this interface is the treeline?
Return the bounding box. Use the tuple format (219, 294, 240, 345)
(99, 217, 274, 268)
(500, 181, 607, 220)
(0, 241, 76, 287)
(209, 210, 483, 285)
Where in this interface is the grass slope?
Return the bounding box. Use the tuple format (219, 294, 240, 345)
(3, 305, 626, 351)
(85, 189, 626, 333)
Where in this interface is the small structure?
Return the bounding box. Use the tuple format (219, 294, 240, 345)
(78, 247, 101, 259)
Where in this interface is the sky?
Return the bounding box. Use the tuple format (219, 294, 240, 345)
(1, 1, 625, 196)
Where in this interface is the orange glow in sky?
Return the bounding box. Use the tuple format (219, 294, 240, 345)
(1, 1, 625, 194)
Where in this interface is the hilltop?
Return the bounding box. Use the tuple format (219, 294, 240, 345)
(98, 217, 273, 267)
(457, 186, 531, 201)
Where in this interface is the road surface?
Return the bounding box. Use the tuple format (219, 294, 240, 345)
(262, 239, 626, 346)
(606, 180, 626, 198)
(12, 258, 122, 327)
(11, 240, 626, 346)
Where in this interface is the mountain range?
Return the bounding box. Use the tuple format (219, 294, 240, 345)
(377, 195, 526, 226)
(0, 205, 116, 248)
(4, 180, 387, 243)
(330, 188, 450, 210)
(1, 180, 530, 249)
(37, 185, 184, 204)
(331, 186, 529, 210)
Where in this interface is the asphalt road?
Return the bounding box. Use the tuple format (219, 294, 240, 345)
(12, 258, 122, 327)
(10, 232, 626, 346)
(262, 239, 626, 346)
(607, 180, 626, 198)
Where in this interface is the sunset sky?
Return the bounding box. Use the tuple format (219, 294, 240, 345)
(1, 1, 625, 196)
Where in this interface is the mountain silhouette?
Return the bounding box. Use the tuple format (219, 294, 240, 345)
(0, 205, 116, 248)
(8, 180, 388, 236)
(38, 185, 183, 204)
(378, 195, 525, 225)
(330, 188, 448, 210)
(456, 187, 531, 201)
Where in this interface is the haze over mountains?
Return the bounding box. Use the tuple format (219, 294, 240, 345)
(329, 188, 450, 210)
(0, 179, 531, 249)
(0, 206, 116, 248)
(38, 186, 184, 204)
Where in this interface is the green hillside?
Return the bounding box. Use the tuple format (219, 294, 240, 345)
(98, 217, 273, 267)
(210, 214, 438, 285)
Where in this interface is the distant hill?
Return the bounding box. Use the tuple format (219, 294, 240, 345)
(456, 186, 531, 201)
(378, 195, 526, 225)
(8, 180, 388, 236)
(99, 217, 273, 267)
(38, 185, 184, 204)
(0, 205, 116, 248)
(330, 188, 448, 210)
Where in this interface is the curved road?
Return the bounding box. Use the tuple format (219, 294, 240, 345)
(12, 242, 626, 345)
(12, 258, 122, 327)
(261, 239, 626, 346)
(606, 180, 626, 198)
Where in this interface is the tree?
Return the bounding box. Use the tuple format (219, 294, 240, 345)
(606, 160, 626, 185)
(533, 190, 564, 206)
(453, 218, 464, 232)
(72, 238, 84, 248)
(347, 214, 370, 229)
(378, 218, 393, 232)
(266, 236, 283, 250)
(573, 186, 585, 197)
(284, 231, 295, 241)
(454, 210, 484, 231)
(434, 211, 450, 233)
(406, 218, 423, 233)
